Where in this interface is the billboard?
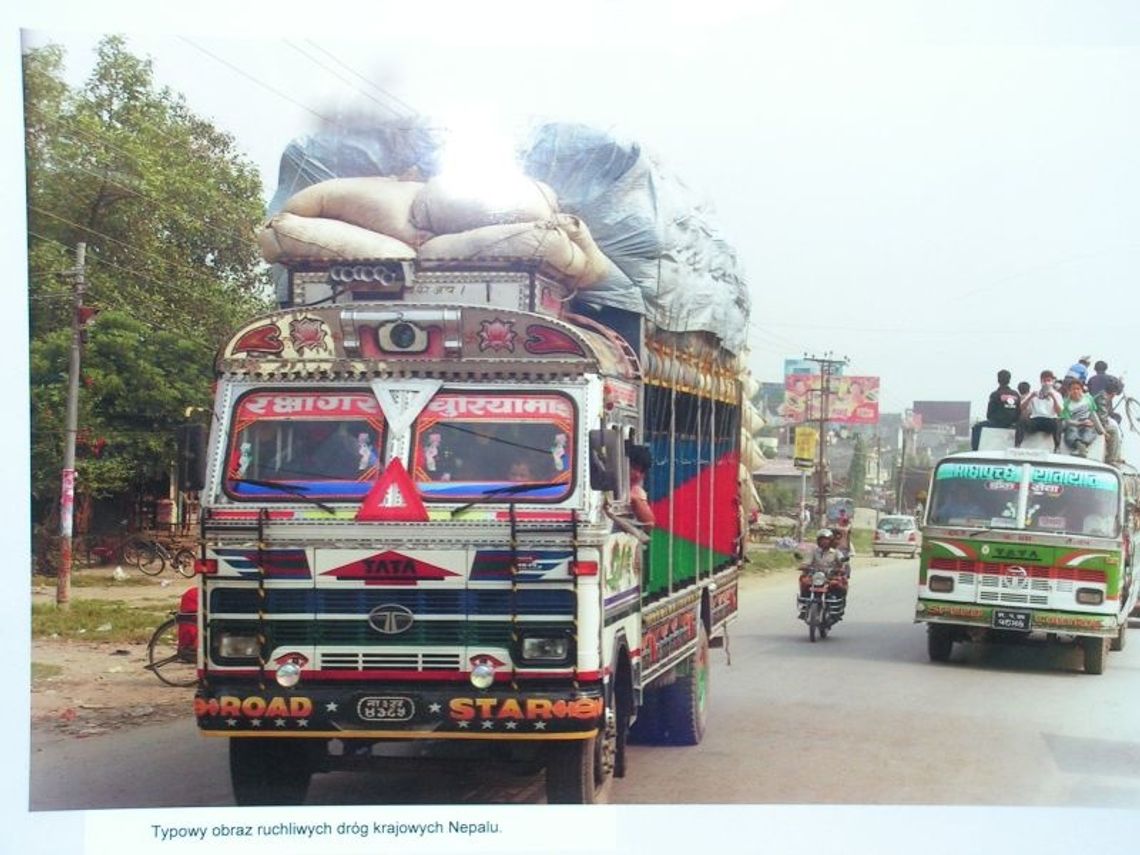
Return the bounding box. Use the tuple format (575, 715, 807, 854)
(782, 375, 880, 425)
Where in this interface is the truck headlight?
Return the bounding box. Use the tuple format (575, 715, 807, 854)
(216, 632, 260, 659)
(520, 634, 570, 663)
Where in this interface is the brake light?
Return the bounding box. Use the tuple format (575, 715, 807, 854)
(571, 560, 598, 577)
(194, 558, 218, 576)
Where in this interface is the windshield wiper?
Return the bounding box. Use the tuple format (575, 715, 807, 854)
(450, 482, 560, 518)
(232, 478, 336, 515)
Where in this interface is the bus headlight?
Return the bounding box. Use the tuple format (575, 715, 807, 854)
(928, 575, 955, 594)
(1076, 588, 1104, 605)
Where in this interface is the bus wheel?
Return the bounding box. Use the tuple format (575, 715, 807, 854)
(1083, 636, 1108, 675)
(1110, 621, 1127, 652)
(927, 625, 953, 663)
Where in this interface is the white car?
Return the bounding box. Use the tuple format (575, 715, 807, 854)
(872, 514, 920, 558)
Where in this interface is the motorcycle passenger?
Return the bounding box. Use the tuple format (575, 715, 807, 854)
(799, 528, 849, 607)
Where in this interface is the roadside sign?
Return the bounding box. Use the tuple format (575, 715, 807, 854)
(794, 426, 818, 469)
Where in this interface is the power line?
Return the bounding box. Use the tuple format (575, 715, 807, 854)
(303, 40, 420, 118)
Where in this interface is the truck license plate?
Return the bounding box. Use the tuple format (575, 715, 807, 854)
(992, 610, 1031, 632)
(357, 696, 414, 722)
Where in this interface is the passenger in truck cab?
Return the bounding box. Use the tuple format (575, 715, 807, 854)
(628, 446, 655, 529)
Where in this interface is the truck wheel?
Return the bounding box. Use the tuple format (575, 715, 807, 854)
(229, 738, 311, 805)
(663, 623, 709, 746)
(927, 625, 953, 663)
(1110, 621, 1127, 652)
(545, 736, 600, 804)
(1083, 636, 1108, 675)
(628, 686, 667, 745)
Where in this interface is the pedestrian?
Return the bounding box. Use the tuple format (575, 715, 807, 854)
(971, 369, 1020, 450)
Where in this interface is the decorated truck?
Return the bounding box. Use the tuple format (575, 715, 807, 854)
(916, 426, 1137, 673)
(183, 123, 751, 804)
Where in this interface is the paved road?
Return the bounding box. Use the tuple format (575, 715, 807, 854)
(28, 557, 1140, 809)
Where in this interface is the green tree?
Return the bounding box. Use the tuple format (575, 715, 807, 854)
(26, 36, 272, 520)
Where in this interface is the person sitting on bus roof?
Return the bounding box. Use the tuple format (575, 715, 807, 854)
(1015, 370, 1062, 452)
(1061, 381, 1105, 458)
(971, 369, 1020, 450)
(1087, 361, 1124, 464)
(1064, 355, 1092, 385)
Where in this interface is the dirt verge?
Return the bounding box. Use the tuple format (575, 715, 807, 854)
(30, 569, 195, 739)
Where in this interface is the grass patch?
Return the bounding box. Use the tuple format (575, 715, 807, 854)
(31, 662, 64, 680)
(745, 545, 802, 573)
(32, 599, 169, 644)
(70, 573, 154, 588)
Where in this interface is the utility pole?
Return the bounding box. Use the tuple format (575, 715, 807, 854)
(805, 352, 848, 522)
(57, 242, 86, 609)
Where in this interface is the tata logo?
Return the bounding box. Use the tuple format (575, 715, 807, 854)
(368, 604, 415, 635)
(992, 545, 1042, 562)
(1001, 566, 1030, 590)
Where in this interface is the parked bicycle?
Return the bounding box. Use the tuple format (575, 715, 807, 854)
(124, 536, 197, 578)
(145, 589, 198, 687)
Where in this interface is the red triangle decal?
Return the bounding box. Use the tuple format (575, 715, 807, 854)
(356, 458, 429, 522)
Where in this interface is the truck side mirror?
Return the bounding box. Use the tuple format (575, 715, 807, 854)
(589, 429, 621, 493)
(178, 423, 208, 492)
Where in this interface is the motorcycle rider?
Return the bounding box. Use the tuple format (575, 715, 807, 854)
(799, 528, 849, 614)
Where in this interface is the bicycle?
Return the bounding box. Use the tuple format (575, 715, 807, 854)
(145, 610, 198, 687)
(125, 536, 197, 578)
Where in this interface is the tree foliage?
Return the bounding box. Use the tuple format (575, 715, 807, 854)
(846, 433, 867, 501)
(25, 36, 273, 510)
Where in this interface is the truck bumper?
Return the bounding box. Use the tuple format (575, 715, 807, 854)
(195, 679, 603, 740)
(915, 598, 1122, 638)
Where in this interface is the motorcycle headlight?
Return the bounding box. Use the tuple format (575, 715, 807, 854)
(812, 570, 827, 586)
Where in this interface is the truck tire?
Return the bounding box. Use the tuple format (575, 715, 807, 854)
(628, 686, 668, 744)
(229, 738, 312, 806)
(1110, 620, 1127, 652)
(1083, 636, 1108, 675)
(927, 625, 953, 663)
(545, 735, 600, 804)
(663, 623, 709, 746)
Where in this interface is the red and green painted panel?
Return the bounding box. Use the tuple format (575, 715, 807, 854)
(922, 537, 1124, 596)
(644, 435, 741, 598)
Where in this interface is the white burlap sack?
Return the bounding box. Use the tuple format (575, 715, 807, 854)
(410, 175, 559, 234)
(281, 177, 432, 247)
(258, 213, 416, 263)
(418, 214, 609, 289)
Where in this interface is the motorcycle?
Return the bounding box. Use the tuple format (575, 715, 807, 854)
(796, 554, 849, 642)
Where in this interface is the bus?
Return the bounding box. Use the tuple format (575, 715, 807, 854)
(915, 447, 1137, 674)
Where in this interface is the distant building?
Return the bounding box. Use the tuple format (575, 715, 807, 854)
(913, 401, 971, 439)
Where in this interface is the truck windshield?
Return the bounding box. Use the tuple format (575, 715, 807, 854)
(927, 460, 1119, 537)
(224, 391, 385, 500)
(411, 392, 575, 502)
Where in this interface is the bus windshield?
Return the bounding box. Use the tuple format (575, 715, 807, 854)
(927, 459, 1119, 537)
(411, 392, 575, 502)
(225, 391, 385, 500)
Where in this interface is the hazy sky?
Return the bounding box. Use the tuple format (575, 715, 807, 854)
(15, 2, 1140, 420)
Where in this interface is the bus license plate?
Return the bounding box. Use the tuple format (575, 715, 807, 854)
(357, 696, 414, 722)
(993, 610, 1031, 632)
